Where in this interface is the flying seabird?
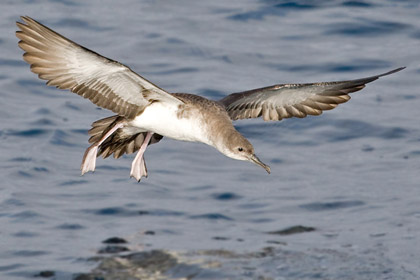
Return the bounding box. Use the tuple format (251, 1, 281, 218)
(16, 16, 404, 181)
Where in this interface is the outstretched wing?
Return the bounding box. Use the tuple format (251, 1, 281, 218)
(219, 68, 404, 121)
(16, 16, 183, 120)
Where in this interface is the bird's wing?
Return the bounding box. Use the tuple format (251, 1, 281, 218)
(219, 67, 404, 121)
(16, 16, 183, 120)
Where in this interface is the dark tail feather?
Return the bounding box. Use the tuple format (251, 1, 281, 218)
(88, 115, 123, 144)
(87, 115, 163, 159)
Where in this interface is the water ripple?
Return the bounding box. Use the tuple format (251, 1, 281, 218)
(16, 171, 33, 178)
(148, 67, 199, 75)
(343, 1, 373, 7)
(8, 157, 32, 162)
(190, 213, 234, 221)
(3, 2, 418, 279)
(11, 210, 41, 220)
(6, 129, 49, 137)
(34, 108, 52, 115)
(49, 130, 77, 147)
(325, 20, 411, 37)
(59, 180, 89, 186)
(13, 231, 38, 238)
(54, 18, 112, 31)
(30, 118, 55, 126)
(274, 2, 316, 10)
(300, 200, 365, 211)
(324, 120, 408, 141)
(0, 59, 26, 67)
(33, 167, 48, 173)
(56, 223, 85, 230)
(266, 59, 391, 73)
(89, 207, 135, 216)
(0, 264, 24, 272)
(198, 88, 225, 100)
(228, 1, 319, 21)
(138, 209, 185, 217)
(211, 192, 242, 201)
(17, 79, 44, 88)
(64, 101, 81, 111)
(52, 0, 80, 6)
(12, 250, 49, 257)
(3, 199, 25, 207)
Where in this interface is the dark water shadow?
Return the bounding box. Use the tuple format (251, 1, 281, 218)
(343, 1, 373, 7)
(13, 231, 38, 238)
(137, 209, 185, 217)
(56, 223, 85, 230)
(85, 207, 138, 217)
(228, 1, 320, 21)
(59, 180, 89, 186)
(325, 19, 411, 37)
(300, 200, 365, 211)
(83, 207, 186, 218)
(30, 118, 55, 126)
(10, 210, 41, 220)
(8, 157, 33, 162)
(266, 59, 391, 74)
(5, 129, 49, 137)
(190, 213, 234, 221)
(12, 250, 49, 257)
(211, 192, 242, 201)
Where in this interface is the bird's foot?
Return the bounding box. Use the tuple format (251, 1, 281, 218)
(81, 145, 98, 175)
(130, 154, 147, 182)
(129, 131, 153, 182)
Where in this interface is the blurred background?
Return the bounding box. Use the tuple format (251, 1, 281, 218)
(0, 0, 419, 279)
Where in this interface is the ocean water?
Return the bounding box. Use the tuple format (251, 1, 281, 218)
(1, 0, 420, 279)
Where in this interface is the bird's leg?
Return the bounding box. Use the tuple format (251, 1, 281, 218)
(130, 132, 154, 182)
(81, 121, 125, 175)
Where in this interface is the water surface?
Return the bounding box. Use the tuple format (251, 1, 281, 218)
(1, 0, 419, 279)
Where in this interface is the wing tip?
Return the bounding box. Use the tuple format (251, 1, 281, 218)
(16, 15, 30, 26)
(16, 16, 37, 37)
(378, 66, 405, 78)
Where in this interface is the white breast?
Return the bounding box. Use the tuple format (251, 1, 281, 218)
(128, 102, 210, 144)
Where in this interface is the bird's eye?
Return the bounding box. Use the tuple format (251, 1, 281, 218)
(238, 147, 243, 152)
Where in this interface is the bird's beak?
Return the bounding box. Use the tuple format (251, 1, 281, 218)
(249, 154, 271, 174)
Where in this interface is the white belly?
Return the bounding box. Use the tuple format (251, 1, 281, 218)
(128, 102, 209, 144)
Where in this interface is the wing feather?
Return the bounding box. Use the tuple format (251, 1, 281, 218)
(219, 68, 404, 121)
(16, 16, 182, 119)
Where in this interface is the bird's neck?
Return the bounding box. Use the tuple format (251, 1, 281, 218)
(208, 125, 238, 156)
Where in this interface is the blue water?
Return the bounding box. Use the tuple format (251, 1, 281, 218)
(1, 0, 420, 279)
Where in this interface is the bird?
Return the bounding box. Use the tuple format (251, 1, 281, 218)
(16, 16, 404, 182)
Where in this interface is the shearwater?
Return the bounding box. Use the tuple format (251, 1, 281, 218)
(16, 16, 404, 181)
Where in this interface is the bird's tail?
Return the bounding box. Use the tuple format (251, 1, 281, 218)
(88, 115, 163, 159)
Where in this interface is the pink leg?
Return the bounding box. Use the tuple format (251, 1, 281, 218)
(130, 132, 154, 182)
(81, 122, 125, 175)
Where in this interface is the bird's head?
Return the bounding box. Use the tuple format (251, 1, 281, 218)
(219, 130, 271, 174)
